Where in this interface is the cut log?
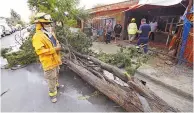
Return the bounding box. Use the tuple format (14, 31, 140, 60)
(65, 59, 144, 112)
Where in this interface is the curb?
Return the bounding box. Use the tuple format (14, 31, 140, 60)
(136, 70, 193, 101)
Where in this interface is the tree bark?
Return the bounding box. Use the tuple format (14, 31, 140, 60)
(66, 59, 144, 112)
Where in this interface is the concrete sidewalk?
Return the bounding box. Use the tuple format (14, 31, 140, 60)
(136, 64, 193, 100)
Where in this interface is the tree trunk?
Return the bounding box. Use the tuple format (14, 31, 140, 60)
(66, 59, 144, 112)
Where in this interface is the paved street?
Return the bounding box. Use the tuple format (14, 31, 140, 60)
(1, 30, 27, 49)
(0, 31, 124, 112)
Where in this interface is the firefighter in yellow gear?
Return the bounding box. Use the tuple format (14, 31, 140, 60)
(128, 18, 138, 42)
(32, 12, 62, 103)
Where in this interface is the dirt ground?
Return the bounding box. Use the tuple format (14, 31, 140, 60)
(146, 53, 193, 95)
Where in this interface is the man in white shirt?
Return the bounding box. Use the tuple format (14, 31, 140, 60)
(149, 20, 158, 41)
(105, 20, 113, 44)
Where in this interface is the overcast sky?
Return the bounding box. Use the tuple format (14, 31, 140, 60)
(0, 0, 126, 23)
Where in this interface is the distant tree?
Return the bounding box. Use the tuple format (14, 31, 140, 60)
(5, 18, 12, 26)
(10, 9, 21, 21)
(9, 9, 24, 26)
(27, 0, 89, 27)
(29, 15, 35, 24)
(18, 20, 25, 27)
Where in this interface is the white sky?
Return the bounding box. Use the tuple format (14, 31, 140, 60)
(0, 0, 31, 22)
(0, 0, 126, 23)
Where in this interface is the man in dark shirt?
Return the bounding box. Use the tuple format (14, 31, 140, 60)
(137, 18, 151, 53)
(114, 21, 122, 43)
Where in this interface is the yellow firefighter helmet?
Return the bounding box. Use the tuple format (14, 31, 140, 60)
(131, 18, 136, 22)
(34, 12, 53, 23)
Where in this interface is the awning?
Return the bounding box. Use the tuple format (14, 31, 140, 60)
(138, 0, 183, 6)
(127, 0, 183, 11)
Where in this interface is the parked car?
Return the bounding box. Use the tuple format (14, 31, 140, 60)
(11, 26, 16, 33)
(4, 25, 12, 35)
(0, 25, 12, 35)
(27, 24, 35, 32)
(0, 25, 5, 37)
(0, 27, 4, 37)
(13, 26, 17, 32)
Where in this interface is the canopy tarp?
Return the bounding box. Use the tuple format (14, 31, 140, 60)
(138, 0, 182, 6)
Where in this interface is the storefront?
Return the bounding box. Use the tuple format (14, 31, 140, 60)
(123, 0, 189, 42)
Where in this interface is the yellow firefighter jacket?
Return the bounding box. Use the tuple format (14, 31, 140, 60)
(32, 23, 62, 71)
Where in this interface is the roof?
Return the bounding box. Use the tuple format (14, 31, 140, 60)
(127, 0, 188, 11)
(89, 0, 139, 14)
(138, 0, 183, 6)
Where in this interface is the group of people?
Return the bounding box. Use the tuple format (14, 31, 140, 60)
(96, 20, 123, 44)
(96, 18, 158, 53)
(128, 18, 158, 42)
(128, 18, 158, 53)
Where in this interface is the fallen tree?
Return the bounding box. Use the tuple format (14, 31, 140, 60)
(66, 59, 144, 112)
(61, 48, 178, 112)
(68, 50, 179, 112)
(57, 27, 178, 111)
(1, 26, 179, 112)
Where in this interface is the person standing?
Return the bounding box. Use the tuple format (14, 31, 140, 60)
(149, 19, 158, 41)
(137, 18, 151, 53)
(105, 20, 113, 44)
(97, 26, 104, 42)
(128, 18, 138, 42)
(113, 21, 122, 43)
(32, 12, 62, 103)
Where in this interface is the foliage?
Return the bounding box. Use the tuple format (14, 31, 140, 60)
(29, 15, 35, 24)
(55, 26, 92, 53)
(8, 9, 24, 26)
(10, 9, 21, 21)
(1, 48, 11, 58)
(27, 0, 89, 27)
(5, 50, 37, 67)
(97, 47, 149, 76)
(1, 31, 37, 68)
(17, 20, 25, 27)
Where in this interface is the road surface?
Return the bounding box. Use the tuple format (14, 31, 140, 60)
(0, 30, 124, 112)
